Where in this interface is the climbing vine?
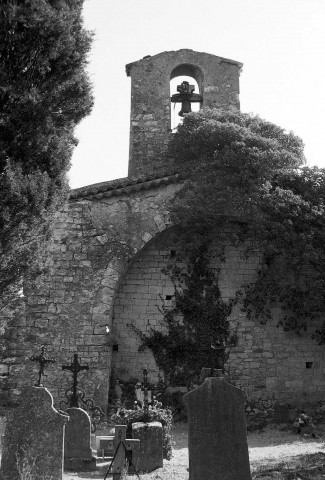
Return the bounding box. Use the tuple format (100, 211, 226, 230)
(166, 108, 325, 341)
(138, 236, 237, 385)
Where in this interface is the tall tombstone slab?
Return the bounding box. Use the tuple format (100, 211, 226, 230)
(64, 407, 96, 471)
(0, 386, 69, 480)
(183, 376, 251, 480)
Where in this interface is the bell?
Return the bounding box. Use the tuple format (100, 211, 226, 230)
(179, 99, 192, 117)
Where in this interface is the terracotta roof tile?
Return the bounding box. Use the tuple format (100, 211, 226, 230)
(69, 173, 181, 201)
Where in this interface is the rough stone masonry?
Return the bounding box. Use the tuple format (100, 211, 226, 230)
(1, 49, 325, 412)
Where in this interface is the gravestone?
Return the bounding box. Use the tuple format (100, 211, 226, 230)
(183, 375, 251, 480)
(132, 421, 163, 472)
(64, 407, 96, 471)
(0, 386, 69, 480)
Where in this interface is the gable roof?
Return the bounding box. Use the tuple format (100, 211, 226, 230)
(69, 173, 181, 201)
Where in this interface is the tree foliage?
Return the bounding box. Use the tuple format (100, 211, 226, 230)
(166, 108, 325, 341)
(0, 0, 93, 310)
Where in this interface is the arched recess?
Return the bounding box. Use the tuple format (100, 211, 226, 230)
(110, 228, 177, 383)
(170, 64, 204, 131)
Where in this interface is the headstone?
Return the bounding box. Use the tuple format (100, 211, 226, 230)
(183, 375, 251, 480)
(132, 421, 163, 472)
(64, 407, 96, 471)
(0, 386, 68, 480)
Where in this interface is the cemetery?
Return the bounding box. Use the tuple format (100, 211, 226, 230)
(1, 4, 325, 478)
(1, 358, 325, 479)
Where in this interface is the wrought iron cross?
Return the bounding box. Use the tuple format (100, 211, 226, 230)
(30, 345, 56, 387)
(62, 353, 89, 407)
(141, 368, 151, 419)
(171, 80, 202, 117)
(201, 336, 225, 378)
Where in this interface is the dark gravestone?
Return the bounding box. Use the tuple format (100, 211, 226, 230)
(183, 376, 251, 480)
(64, 408, 96, 471)
(0, 387, 68, 480)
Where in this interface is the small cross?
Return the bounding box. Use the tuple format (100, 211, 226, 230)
(62, 353, 89, 407)
(30, 345, 56, 387)
(104, 425, 140, 480)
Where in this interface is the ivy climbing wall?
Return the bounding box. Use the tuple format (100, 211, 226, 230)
(112, 225, 325, 402)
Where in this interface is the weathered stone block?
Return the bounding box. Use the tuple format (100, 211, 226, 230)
(132, 421, 163, 473)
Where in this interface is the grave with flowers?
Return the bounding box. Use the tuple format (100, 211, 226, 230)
(108, 369, 173, 474)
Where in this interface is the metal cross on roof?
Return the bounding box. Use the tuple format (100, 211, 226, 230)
(171, 80, 203, 117)
(62, 353, 89, 407)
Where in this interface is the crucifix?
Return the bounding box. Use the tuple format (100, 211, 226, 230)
(62, 353, 89, 408)
(200, 336, 225, 383)
(171, 80, 203, 116)
(210, 338, 225, 375)
(104, 425, 140, 480)
(30, 345, 56, 387)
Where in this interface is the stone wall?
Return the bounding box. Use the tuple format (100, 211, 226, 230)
(1, 174, 325, 409)
(126, 49, 242, 178)
(0, 176, 180, 409)
(112, 225, 325, 402)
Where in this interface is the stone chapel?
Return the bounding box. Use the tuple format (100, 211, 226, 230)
(1, 49, 324, 411)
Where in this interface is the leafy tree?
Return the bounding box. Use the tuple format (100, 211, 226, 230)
(166, 108, 325, 341)
(0, 0, 93, 315)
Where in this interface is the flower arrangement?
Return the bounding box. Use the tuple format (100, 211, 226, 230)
(111, 402, 173, 460)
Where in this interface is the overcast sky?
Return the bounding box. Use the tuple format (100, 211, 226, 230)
(69, 0, 325, 189)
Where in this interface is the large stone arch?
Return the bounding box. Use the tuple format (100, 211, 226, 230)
(110, 227, 176, 383)
(2, 175, 181, 409)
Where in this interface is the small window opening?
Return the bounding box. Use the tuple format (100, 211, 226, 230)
(0, 363, 9, 377)
(170, 249, 176, 257)
(113, 344, 119, 352)
(306, 361, 313, 369)
(165, 295, 173, 301)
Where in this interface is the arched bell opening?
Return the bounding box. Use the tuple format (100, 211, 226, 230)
(170, 64, 204, 131)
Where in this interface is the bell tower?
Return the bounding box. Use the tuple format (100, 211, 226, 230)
(126, 49, 242, 179)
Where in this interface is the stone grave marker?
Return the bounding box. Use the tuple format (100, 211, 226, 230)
(183, 373, 251, 480)
(64, 407, 96, 472)
(132, 421, 163, 472)
(104, 425, 140, 480)
(0, 386, 69, 480)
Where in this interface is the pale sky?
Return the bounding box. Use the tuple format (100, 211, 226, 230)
(69, 0, 325, 189)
